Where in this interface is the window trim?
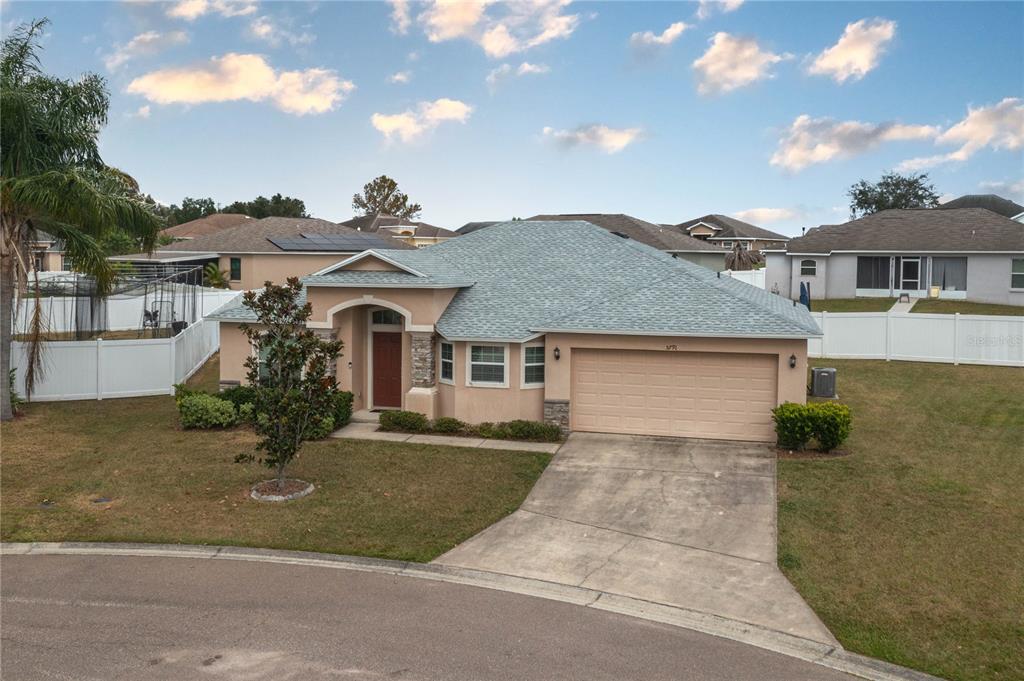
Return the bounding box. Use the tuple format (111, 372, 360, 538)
(1011, 258, 1024, 290)
(229, 257, 242, 281)
(438, 340, 455, 385)
(800, 259, 817, 276)
(521, 342, 545, 389)
(466, 343, 509, 388)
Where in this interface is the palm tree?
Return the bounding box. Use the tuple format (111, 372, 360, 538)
(203, 262, 230, 289)
(724, 243, 763, 272)
(1, 19, 161, 420)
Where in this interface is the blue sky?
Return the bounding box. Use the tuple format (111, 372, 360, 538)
(2, 1, 1022, 234)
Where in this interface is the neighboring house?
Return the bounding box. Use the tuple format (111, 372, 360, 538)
(939, 193, 1024, 220)
(457, 221, 501, 234)
(526, 213, 728, 270)
(340, 213, 458, 248)
(210, 221, 820, 442)
(28, 231, 66, 272)
(766, 208, 1024, 305)
(161, 213, 254, 241)
(111, 216, 411, 289)
(674, 214, 789, 252)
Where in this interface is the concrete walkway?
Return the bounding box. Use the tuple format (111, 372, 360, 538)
(889, 298, 917, 313)
(435, 432, 837, 644)
(331, 421, 562, 453)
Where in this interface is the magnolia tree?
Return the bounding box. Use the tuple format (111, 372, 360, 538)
(236, 278, 342, 491)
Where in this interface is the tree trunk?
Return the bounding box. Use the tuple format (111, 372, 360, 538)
(1, 241, 15, 421)
(276, 462, 286, 492)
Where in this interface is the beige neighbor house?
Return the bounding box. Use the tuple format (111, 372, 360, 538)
(209, 220, 821, 442)
(675, 214, 790, 253)
(111, 216, 411, 289)
(340, 213, 459, 248)
(28, 231, 66, 272)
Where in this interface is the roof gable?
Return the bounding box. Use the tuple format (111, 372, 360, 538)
(675, 214, 789, 241)
(319, 250, 425, 276)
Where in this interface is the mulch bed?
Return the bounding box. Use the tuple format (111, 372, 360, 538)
(251, 479, 313, 499)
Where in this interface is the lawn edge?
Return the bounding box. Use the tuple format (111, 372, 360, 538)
(2, 541, 941, 681)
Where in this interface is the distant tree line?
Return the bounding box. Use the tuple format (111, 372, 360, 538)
(164, 193, 309, 226)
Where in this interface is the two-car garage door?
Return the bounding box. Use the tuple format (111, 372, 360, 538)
(571, 349, 778, 442)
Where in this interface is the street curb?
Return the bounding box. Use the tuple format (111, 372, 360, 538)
(1, 542, 942, 681)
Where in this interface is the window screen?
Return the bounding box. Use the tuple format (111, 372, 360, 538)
(440, 342, 453, 381)
(470, 345, 505, 384)
(931, 257, 968, 291)
(229, 257, 241, 281)
(856, 257, 889, 289)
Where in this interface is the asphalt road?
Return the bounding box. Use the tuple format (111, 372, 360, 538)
(1, 555, 854, 680)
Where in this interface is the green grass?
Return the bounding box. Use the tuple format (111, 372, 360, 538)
(778, 360, 1024, 680)
(910, 299, 1024, 316)
(812, 298, 896, 312)
(1, 356, 550, 563)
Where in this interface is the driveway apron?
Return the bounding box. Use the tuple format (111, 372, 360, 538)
(435, 432, 836, 644)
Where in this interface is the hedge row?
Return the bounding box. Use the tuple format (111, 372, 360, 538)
(771, 401, 852, 452)
(378, 410, 563, 442)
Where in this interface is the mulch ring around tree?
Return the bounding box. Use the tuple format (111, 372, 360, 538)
(776, 448, 850, 460)
(250, 479, 315, 502)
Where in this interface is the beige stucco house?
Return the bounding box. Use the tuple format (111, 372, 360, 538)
(675, 214, 789, 253)
(209, 221, 820, 443)
(340, 213, 459, 248)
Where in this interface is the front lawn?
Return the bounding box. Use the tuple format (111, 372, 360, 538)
(0, 357, 550, 563)
(778, 360, 1023, 681)
(812, 298, 896, 312)
(910, 299, 1024, 316)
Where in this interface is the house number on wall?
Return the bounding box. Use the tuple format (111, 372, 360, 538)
(665, 344, 678, 351)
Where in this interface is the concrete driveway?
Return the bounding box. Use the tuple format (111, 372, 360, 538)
(436, 432, 836, 644)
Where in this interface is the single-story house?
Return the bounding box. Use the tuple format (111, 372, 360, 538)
(766, 208, 1024, 305)
(161, 213, 254, 241)
(674, 214, 790, 252)
(340, 213, 459, 248)
(209, 221, 820, 442)
(112, 216, 410, 289)
(526, 213, 728, 270)
(939, 193, 1024, 220)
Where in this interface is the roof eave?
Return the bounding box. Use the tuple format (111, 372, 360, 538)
(531, 327, 822, 339)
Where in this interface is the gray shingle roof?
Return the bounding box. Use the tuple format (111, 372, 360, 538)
(210, 220, 820, 338)
(675, 214, 789, 241)
(457, 221, 501, 234)
(161, 213, 254, 239)
(786, 208, 1024, 254)
(527, 213, 724, 252)
(938, 194, 1024, 218)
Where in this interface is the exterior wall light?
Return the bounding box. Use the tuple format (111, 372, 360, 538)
(789, 354, 797, 369)
(553, 347, 561, 360)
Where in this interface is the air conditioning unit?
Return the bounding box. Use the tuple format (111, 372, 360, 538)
(810, 367, 837, 398)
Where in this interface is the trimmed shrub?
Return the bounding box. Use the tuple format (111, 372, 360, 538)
(238, 402, 255, 423)
(432, 416, 465, 434)
(219, 384, 258, 410)
(179, 393, 237, 429)
(503, 419, 562, 442)
(173, 383, 201, 408)
(809, 402, 852, 452)
(333, 391, 354, 428)
(771, 402, 814, 450)
(307, 415, 336, 440)
(379, 410, 429, 433)
(473, 421, 511, 440)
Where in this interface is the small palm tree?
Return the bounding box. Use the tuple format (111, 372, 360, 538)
(203, 262, 230, 289)
(0, 19, 161, 419)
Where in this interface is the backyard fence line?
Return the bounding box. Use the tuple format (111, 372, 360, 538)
(808, 311, 1024, 367)
(11, 318, 221, 402)
(721, 269, 766, 289)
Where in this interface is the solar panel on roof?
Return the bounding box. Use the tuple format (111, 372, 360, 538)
(268, 232, 398, 252)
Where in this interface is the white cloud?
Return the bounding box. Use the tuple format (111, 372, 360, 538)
(808, 18, 896, 83)
(371, 98, 474, 143)
(415, 0, 578, 58)
(134, 105, 151, 119)
(388, 0, 411, 35)
(486, 61, 550, 90)
(127, 53, 354, 116)
(248, 15, 315, 47)
(167, 0, 257, 21)
(389, 70, 412, 84)
(542, 124, 643, 154)
(103, 30, 188, 71)
(692, 32, 790, 95)
(898, 98, 1024, 171)
(695, 0, 744, 21)
(733, 207, 799, 223)
(771, 114, 939, 171)
(979, 178, 1024, 200)
(629, 21, 689, 59)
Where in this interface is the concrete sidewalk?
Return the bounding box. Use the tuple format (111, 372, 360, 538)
(331, 421, 562, 453)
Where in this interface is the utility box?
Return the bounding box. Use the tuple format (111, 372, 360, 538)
(810, 367, 837, 398)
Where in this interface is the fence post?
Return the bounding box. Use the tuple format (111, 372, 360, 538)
(953, 313, 959, 366)
(96, 338, 104, 400)
(820, 311, 828, 357)
(168, 334, 177, 394)
(885, 310, 892, 361)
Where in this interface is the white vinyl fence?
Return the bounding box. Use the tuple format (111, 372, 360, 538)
(808, 311, 1024, 367)
(11, 318, 222, 401)
(721, 268, 766, 289)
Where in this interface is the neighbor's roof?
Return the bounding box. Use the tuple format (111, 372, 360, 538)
(161, 213, 254, 239)
(675, 214, 789, 241)
(208, 288, 306, 322)
(457, 221, 501, 234)
(339, 213, 458, 239)
(938, 194, 1024, 218)
(786, 208, 1024, 254)
(217, 220, 818, 339)
(526, 213, 725, 253)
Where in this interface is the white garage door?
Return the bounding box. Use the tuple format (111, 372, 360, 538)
(571, 349, 778, 442)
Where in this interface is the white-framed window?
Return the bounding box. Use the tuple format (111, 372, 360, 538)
(800, 259, 817, 276)
(521, 343, 545, 388)
(371, 309, 403, 325)
(1012, 258, 1024, 290)
(439, 341, 454, 384)
(720, 241, 733, 249)
(467, 344, 508, 388)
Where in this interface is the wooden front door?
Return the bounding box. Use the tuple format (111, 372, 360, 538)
(372, 332, 402, 408)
